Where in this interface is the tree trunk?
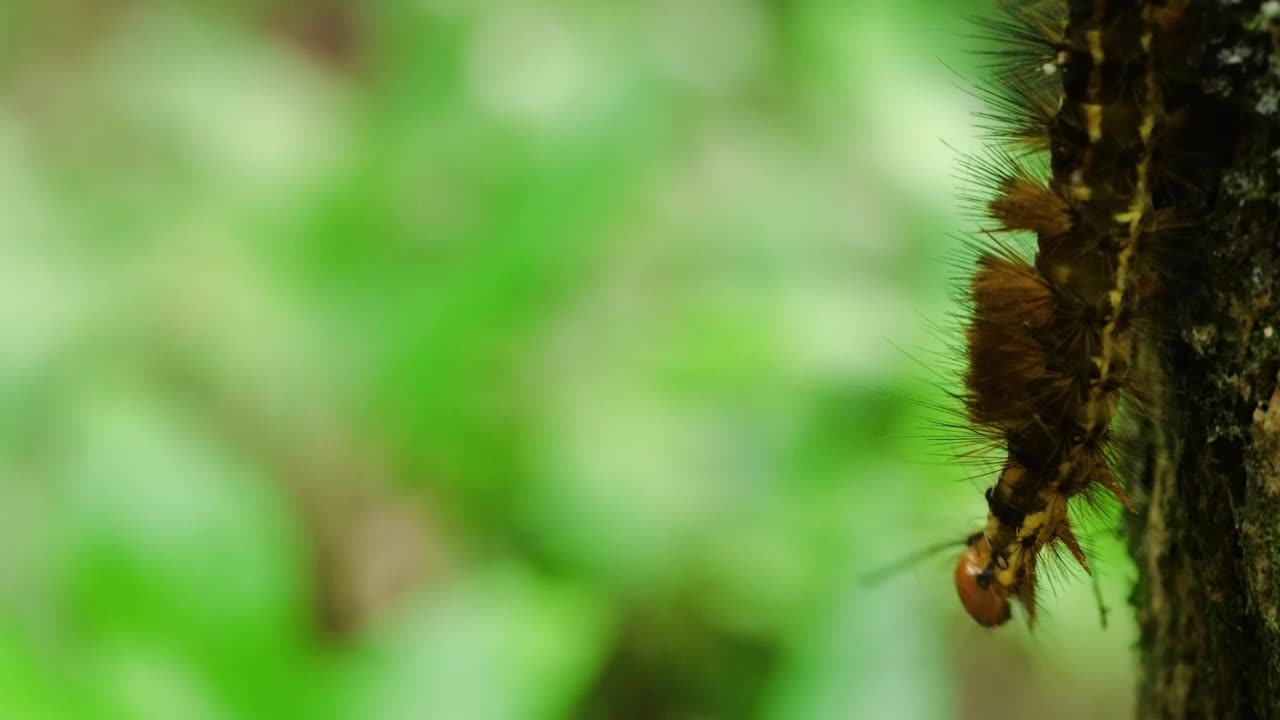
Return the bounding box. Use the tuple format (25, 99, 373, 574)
(1129, 4, 1280, 717)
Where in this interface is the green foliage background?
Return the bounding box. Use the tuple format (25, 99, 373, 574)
(0, 1, 1136, 718)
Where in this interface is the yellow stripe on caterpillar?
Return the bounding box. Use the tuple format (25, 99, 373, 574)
(1084, 103, 1103, 142)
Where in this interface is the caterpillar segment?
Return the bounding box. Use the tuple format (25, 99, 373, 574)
(952, 0, 1168, 627)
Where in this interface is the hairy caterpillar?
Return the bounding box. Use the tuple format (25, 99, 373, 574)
(946, 0, 1190, 628)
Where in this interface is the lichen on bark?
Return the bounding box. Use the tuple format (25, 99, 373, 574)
(1127, 4, 1280, 717)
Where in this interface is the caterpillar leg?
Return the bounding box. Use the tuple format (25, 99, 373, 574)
(1054, 520, 1091, 575)
(1098, 471, 1136, 514)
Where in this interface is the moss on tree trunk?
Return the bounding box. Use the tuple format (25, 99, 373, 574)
(1128, 4, 1280, 717)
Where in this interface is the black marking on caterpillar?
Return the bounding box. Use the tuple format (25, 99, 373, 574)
(944, 0, 1193, 628)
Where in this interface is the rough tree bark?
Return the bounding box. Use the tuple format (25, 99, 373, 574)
(1128, 3, 1280, 718)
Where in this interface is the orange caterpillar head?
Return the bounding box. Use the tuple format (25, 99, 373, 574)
(954, 534, 1011, 627)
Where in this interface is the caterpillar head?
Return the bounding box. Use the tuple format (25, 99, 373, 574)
(955, 534, 1011, 627)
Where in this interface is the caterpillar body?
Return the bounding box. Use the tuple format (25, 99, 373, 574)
(949, 0, 1187, 627)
